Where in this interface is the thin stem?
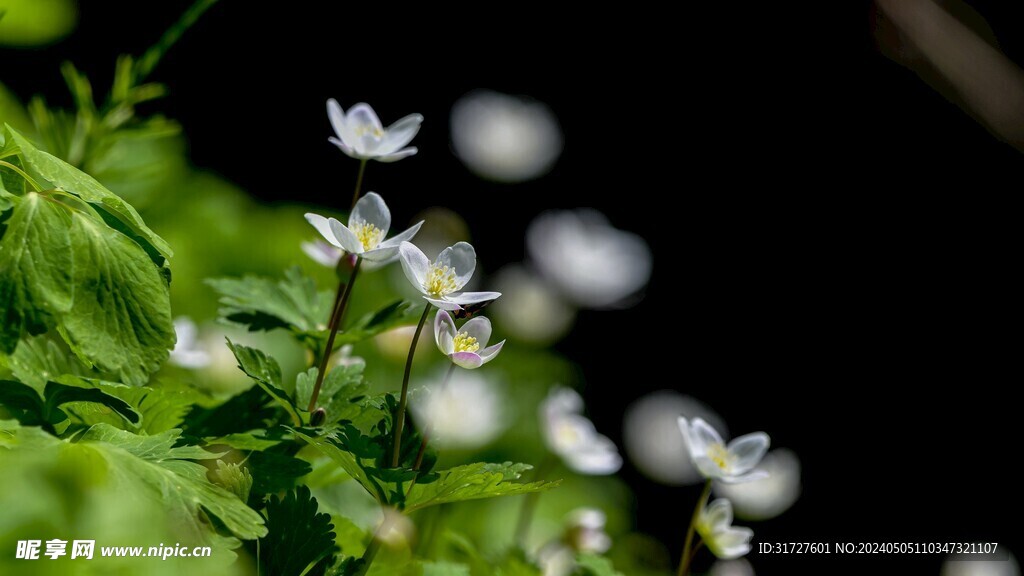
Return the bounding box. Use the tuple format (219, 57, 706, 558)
(514, 455, 557, 546)
(390, 304, 432, 467)
(678, 540, 704, 576)
(0, 160, 41, 191)
(678, 480, 712, 576)
(350, 159, 367, 211)
(307, 257, 362, 413)
(352, 512, 394, 576)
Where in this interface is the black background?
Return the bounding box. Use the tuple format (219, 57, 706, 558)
(2, 2, 1020, 573)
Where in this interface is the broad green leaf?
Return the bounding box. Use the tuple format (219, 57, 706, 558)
(0, 154, 25, 194)
(225, 339, 301, 425)
(0, 333, 83, 393)
(331, 514, 369, 558)
(424, 562, 472, 576)
(247, 485, 337, 576)
(43, 380, 140, 426)
(4, 125, 172, 257)
(77, 424, 267, 546)
(60, 211, 174, 385)
(246, 449, 313, 496)
(207, 431, 281, 451)
(404, 462, 560, 513)
(0, 191, 72, 352)
(296, 360, 367, 419)
(59, 376, 199, 433)
(574, 554, 625, 576)
(207, 267, 333, 335)
(333, 300, 422, 349)
(0, 379, 42, 424)
(292, 428, 379, 500)
(183, 385, 277, 438)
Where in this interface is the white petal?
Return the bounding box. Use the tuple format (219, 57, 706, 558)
(374, 147, 418, 162)
(459, 316, 492, 347)
(377, 221, 424, 248)
(478, 340, 505, 365)
(359, 246, 400, 263)
(399, 242, 430, 294)
(446, 291, 501, 306)
(328, 220, 364, 254)
(693, 456, 727, 480)
(302, 240, 342, 267)
(719, 470, 770, 484)
(701, 499, 734, 533)
(346, 102, 383, 133)
(563, 435, 623, 475)
(351, 191, 391, 234)
(425, 297, 462, 311)
(328, 136, 357, 157)
(378, 113, 424, 155)
(305, 213, 344, 248)
(543, 387, 584, 419)
(708, 527, 753, 560)
(436, 242, 477, 289)
(450, 352, 483, 369)
(689, 418, 724, 459)
(727, 432, 770, 476)
(327, 99, 350, 143)
(435, 309, 456, 354)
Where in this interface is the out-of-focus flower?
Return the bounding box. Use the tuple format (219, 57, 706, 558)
(169, 317, 210, 369)
(450, 90, 563, 182)
(678, 417, 769, 484)
(305, 192, 423, 264)
(411, 370, 508, 449)
(696, 499, 754, 560)
(434, 310, 504, 369)
(301, 239, 343, 268)
(399, 241, 501, 311)
(541, 387, 622, 475)
(714, 449, 801, 520)
(623, 392, 727, 485)
(710, 559, 757, 576)
(327, 99, 422, 162)
(527, 209, 652, 309)
(491, 265, 575, 345)
(565, 508, 612, 554)
(942, 550, 1020, 576)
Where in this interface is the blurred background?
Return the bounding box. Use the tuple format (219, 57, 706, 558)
(1, 1, 1021, 574)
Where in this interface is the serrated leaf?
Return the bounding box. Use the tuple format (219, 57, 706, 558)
(292, 428, 379, 501)
(404, 462, 560, 513)
(247, 485, 337, 576)
(296, 361, 367, 419)
(333, 300, 422, 349)
(77, 423, 267, 546)
(0, 154, 25, 194)
(4, 124, 172, 258)
(207, 431, 281, 451)
(60, 376, 200, 433)
(182, 386, 277, 438)
(0, 191, 72, 352)
(43, 380, 140, 426)
(210, 460, 253, 502)
(225, 339, 301, 425)
(207, 267, 333, 335)
(0, 334, 83, 393)
(246, 448, 313, 496)
(60, 211, 174, 385)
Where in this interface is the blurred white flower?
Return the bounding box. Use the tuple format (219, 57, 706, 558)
(538, 546, 574, 576)
(541, 387, 622, 475)
(678, 417, 769, 484)
(434, 310, 504, 369)
(710, 559, 757, 576)
(301, 239, 343, 268)
(450, 90, 563, 182)
(169, 317, 211, 369)
(623, 392, 727, 485)
(696, 499, 754, 560)
(714, 449, 801, 521)
(411, 370, 508, 449)
(491, 265, 575, 345)
(527, 209, 652, 308)
(942, 551, 1019, 576)
(399, 241, 501, 311)
(565, 508, 612, 554)
(306, 193, 423, 264)
(327, 99, 422, 163)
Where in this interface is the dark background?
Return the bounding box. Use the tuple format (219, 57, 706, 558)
(2, 2, 1020, 573)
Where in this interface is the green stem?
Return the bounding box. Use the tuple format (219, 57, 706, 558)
(0, 160, 41, 191)
(678, 480, 712, 576)
(135, 0, 221, 81)
(390, 304, 432, 467)
(352, 511, 393, 576)
(350, 159, 367, 211)
(307, 257, 362, 413)
(679, 539, 704, 576)
(514, 455, 557, 546)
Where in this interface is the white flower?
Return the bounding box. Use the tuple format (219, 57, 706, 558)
(169, 317, 211, 369)
(696, 499, 754, 560)
(327, 99, 422, 163)
(565, 508, 612, 554)
(411, 370, 508, 449)
(527, 209, 652, 309)
(714, 449, 801, 520)
(450, 90, 563, 182)
(678, 417, 769, 484)
(398, 241, 501, 311)
(433, 310, 504, 369)
(305, 192, 423, 264)
(301, 239, 343, 268)
(541, 387, 622, 475)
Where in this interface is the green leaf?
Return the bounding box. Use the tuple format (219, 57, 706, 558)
(182, 385, 277, 438)
(225, 339, 301, 425)
(296, 360, 367, 420)
(247, 485, 337, 576)
(60, 211, 174, 385)
(4, 125, 172, 258)
(0, 334, 83, 393)
(574, 554, 625, 576)
(63, 377, 201, 433)
(0, 379, 43, 424)
(0, 191, 72, 353)
(333, 300, 422, 349)
(207, 267, 333, 335)
(42, 380, 140, 426)
(292, 428, 378, 500)
(77, 423, 267, 546)
(247, 449, 313, 496)
(404, 462, 560, 513)
(210, 460, 253, 502)
(424, 562, 472, 576)
(207, 431, 281, 451)
(0, 154, 25, 194)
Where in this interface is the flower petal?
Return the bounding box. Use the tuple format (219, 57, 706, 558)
(374, 147, 418, 162)
(719, 470, 770, 484)
(562, 434, 622, 475)
(436, 242, 477, 289)
(707, 527, 753, 560)
(425, 297, 462, 311)
(688, 418, 724, 459)
(693, 456, 726, 480)
(451, 351, 483, 369)
(305, 213, 344, 248)
(351, 191, 391, 234)
(478, 340, 505, 365)
(727, 432, 770, 476)
(399, 242, 430, 294)
(701, 499, 734, 533)
(327, 99, 349, 143)
(328, 136, 356, 157)
(446, 291, 501, 306)
(378, 113, 424, 154)
(328, 220, 364, 254)
(435, 310, 456, 354)
(378, 221, 425, 248)
(346, 102, 383, 134)
(302, 240, 342, 267)
(459, 316, 492, 348)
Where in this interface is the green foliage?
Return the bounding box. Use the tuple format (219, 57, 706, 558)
(208, 268, 334, 338)
(296, 361, 369, 424)
(248, 485, 337, 576)
(404, 462, 560, 513)
(225, 339, 302, 425)
(211, 460, 253, 502)
(0, 379, 139, 432)
(574, 554, 626, 576)
(0, 334, 83, 392)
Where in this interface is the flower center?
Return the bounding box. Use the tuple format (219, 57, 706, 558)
(425, 264, 459, 296)
(452, 332, 480, 353)
(354, 124, 384, 139)
(350, 220, 384, 251)
(556, 421, 581, 446)
(707, 443, 731, 470)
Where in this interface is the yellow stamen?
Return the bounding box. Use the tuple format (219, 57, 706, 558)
(707, 443, 731, 470)
(350, 220, 384, 251)
(453, 332, 480, 353)
(354, 124, 384, 139)
(425, 264, 459, 296)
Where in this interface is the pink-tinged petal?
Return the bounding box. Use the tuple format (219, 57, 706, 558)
(450, 351, 483, 369)
(459, 316, 492, 347)
(399, 242, 430, 294)
(478, 340, 505, 365)
(305, 213, 343, 248)
(446, 291, 501, 306)
(375, 147, 418, 162)
(425, 297, 461, 310)
(302, 240, 342, 267)
(436, 242, 477, 289)
(435, 310, 457, 354)
(328, 219, 364, 254)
